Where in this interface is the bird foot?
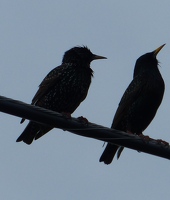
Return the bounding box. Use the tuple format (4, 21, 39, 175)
(139, 134, 151, 142)
(61, 112, 71, 119)
(77, 116, 88, 125)
(127, 130, 133, 134)
(155, 139, 169, 146)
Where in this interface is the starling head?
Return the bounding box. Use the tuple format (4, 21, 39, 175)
(134, 44, 165, 77)
(62, 46, 106, 67)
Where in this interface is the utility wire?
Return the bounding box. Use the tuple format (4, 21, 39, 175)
(0, 95, 169, 160)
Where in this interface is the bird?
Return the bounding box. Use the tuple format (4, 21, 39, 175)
(100, 44, 165, 164)
(16, 46, 106, 144)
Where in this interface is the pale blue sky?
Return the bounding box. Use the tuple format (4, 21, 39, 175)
(0, 1, 170, 200)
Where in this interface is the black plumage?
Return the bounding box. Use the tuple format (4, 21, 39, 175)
(16, 46, 106, 144)
(100, 44, 165, 164)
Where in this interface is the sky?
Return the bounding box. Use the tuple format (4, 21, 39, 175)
(0, 1, 170, 199)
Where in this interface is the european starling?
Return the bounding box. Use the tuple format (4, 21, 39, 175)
(100, 44, 165, 164)
(16, 46, 106, 144)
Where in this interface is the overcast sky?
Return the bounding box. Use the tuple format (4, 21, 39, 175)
(1, 1, 170, 200)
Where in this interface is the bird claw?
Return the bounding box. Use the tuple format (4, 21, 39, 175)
(61, 112, 71, 119)
(139, 134, 151, 142)
(126, 130, 133, 134)
(77, 116, 88, 125)
(156, 139, 169, 146)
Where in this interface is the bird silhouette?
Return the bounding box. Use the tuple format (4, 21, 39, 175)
(16, 46, 106, 144)
(100, 44, 165, 164)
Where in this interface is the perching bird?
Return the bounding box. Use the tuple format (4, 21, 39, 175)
(16, 46, 106, 144)
(100, 44, 165, 164)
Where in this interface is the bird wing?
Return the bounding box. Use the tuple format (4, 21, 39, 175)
(112, 73, 147, 129)
(31, 64, 66, 105)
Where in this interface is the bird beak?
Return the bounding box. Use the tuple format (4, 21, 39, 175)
(92, 54, 107, 60)
(153, 44, 166, 56)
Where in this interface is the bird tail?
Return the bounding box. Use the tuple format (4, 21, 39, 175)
(16, 121, 52, 144)
(99, 143, 119, 164)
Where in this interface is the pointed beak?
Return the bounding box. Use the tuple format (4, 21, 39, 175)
(153, 44, 165, 56)
(92, 54, 107, 60)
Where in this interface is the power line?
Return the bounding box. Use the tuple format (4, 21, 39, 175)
(0, 95, 169, 160)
